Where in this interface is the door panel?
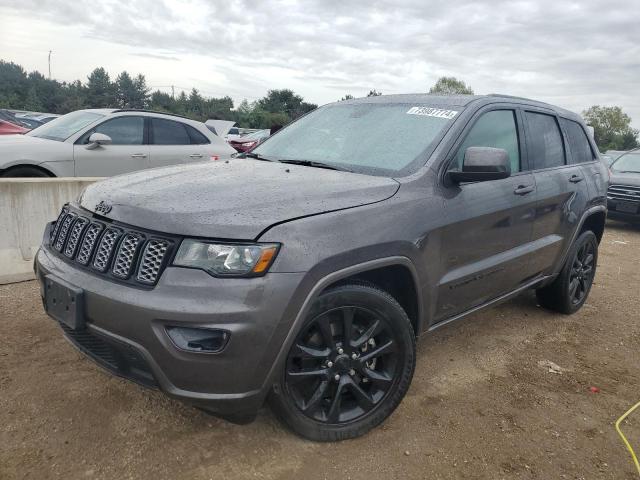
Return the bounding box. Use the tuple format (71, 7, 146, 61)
(148, 118, 207, 168)
(435, 108, 536, 321)
(436, 173, 537, 320)
(524, 111, 591, 276)
(74, 116, 148, 176)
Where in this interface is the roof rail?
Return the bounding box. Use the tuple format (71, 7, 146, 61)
(112, 109, 191, 120)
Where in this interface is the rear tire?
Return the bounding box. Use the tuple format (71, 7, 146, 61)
(536, 230, 598, 314)
(270, 282, 416, 441)
(1, 166, 51, 178)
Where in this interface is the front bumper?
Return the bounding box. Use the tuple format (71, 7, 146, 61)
(607, 198, 640, 223)
(35, 243, 306, 418)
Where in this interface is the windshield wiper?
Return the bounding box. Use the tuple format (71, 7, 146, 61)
(244, 152, 276, 162)
(277, 159, 352, 172)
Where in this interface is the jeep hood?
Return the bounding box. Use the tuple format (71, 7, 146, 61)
(610, 171, 640, 188)
(80, 160, 400, 239)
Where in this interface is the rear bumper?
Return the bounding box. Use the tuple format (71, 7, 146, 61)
(35, 243, 306, 418)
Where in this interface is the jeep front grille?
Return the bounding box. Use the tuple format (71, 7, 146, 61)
(48, 206, 173, 287)
(608, 184, 640, 202)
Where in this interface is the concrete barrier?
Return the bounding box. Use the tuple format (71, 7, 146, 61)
(0, 178, 102, 284)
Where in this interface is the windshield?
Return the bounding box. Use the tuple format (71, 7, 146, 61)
(27, 110, 105, 141)
(611, 152, 640, 173)
(252, 103, 459, 176)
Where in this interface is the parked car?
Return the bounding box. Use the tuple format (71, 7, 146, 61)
(228, 129, 270, 152)
(0, 109, 235, 177)
(36, 94, 607, 441)
(606, 149, 640, 223)
(0, 119, 29, 135)
(17, 112, 61, 124)
(0, 109, 42, 130)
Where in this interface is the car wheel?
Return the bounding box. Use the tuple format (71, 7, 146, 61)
(270, 282, 416, 441)
(1, 166, 51, 178)
(536, 230, 598, 314)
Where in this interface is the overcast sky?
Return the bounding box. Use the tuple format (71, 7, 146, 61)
(1, 0, 639, 124)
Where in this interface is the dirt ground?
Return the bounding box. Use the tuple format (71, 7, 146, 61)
(1, 222, 639, 480)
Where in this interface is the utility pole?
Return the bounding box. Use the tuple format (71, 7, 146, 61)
(48, 50, 52, 79)
(171, 85, 175, 99)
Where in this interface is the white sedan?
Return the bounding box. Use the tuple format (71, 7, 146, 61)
(0, 109, 236, 177)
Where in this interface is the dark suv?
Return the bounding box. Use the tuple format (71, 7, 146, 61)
(36, 94, 607, 441)
(606, 150, 640, 223)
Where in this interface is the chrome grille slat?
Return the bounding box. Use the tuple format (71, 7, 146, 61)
(607, 184, 640, 202)
(92, 227, 123, 272)
(136, 240, 169, 284)
(112, 233, 143, 279)
(64, 217, 89, 258)
(76, 223, 104, 265)
(50, 208, 68, 243)
(54, 213, 77, 251)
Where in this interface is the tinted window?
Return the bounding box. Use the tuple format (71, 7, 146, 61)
(452, 110, 520, 173)
(92, 116, 144, 145)
(185, 125, 209, 145)
(525, 112, 565, 169)
(151, 118, 190, 145)
(561, 119, 594, 164)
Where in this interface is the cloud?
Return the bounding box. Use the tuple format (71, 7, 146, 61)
(1, 0, 639, 124)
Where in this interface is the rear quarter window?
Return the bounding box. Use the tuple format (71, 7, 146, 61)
(560, 118, 595, 164)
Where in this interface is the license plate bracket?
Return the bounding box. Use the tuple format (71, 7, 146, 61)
(44, 274, 85, 330)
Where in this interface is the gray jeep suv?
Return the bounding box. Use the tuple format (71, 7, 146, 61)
(35, 94, 608, 441)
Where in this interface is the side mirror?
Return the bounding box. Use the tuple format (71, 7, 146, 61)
(448, 147, 511, 183)
(85, 132, 112, 150)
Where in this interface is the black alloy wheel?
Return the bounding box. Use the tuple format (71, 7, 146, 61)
(270, 282, 416, 441)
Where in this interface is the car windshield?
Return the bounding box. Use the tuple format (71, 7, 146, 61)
(27, 110, 105, 141)
(611, 152, 640, 173)
(252, 103, 459, 176)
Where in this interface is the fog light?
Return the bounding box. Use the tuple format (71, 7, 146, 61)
(166, 326, 229, 353)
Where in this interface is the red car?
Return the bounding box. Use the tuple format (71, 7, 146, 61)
(229, 129, 270, 152)
(0, 119, 29, 135)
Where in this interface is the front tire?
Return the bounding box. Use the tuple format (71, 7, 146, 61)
(536, 230, 598, 314)
(0, 166, 51, 178)
(270, 282, 416, 441)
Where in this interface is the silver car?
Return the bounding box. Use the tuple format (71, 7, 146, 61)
(0, 109, 235, 177)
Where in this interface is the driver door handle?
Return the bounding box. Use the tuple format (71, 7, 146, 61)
(189, 153, 203, 158)
(514, 184, 535, 195)
(569, 174, 584, 183)
(131, 153, 147, 158)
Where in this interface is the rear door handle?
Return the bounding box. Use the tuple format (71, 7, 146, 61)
(514, 184, 535, 195)
(569, 174, 583, 183)
(189, 153, 203, 158)
(131, 153, 147, 158)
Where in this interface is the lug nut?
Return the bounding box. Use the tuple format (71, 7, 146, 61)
(362, 378, 369, 383)
(327, 361, 333, 368)
(351, 353, 357, 360)
(334, 374, 340, 381)
(337, 348, 344, 354)
(349, 369, 355, 376)
(368, 338, 375, 346)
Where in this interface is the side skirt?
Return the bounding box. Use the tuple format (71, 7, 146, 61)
(425, 274, 553, 334)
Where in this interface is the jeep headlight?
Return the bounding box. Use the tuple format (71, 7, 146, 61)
(173, 240, 279, 277)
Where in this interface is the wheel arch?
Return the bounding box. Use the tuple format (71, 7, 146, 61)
(262, 256, 423, 392)
(0, 163, 56, 177)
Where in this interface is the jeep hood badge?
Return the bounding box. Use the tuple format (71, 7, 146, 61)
(95, 200, 113, 215)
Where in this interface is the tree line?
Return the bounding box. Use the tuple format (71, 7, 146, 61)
(0, 60, 637, 151)
(0, 60, 317, 129)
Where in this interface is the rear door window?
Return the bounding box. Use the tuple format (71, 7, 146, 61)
(452, 109, 521, 173)
(185, 125, 210, 145)
(560, 118, 595, 164)
(524, 112, 565, 169)
(151, 118, 191, 145)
